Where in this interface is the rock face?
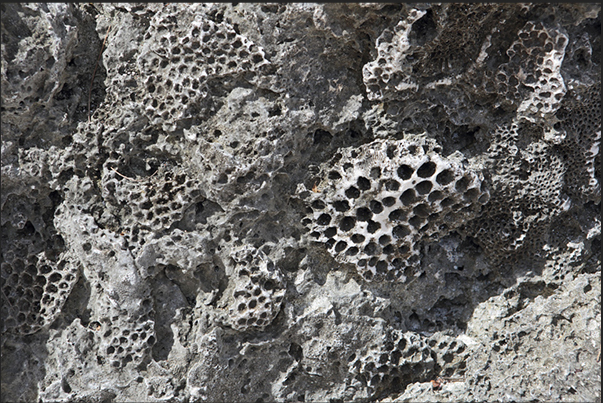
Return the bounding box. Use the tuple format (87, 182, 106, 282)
(1, 3, 600, 402)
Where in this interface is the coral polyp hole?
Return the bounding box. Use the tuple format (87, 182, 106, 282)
(351, 234, 365, 243)
(369, 200, 384, 214)
(392, 225, 410, 239)
(346, 246, 359, 256)
(324, 227, 337, 238)
(428, 190, 444, 202)
(376, 260, 388, 274)
(356, 207, 373, 221)
(328, 171, 342, 180)
(364, 242, 379, 256)
(378, 235, 391, 245)
(409, 215, 424, 227)
(388, 209, 405, 222)
(370, 167, 382, 179)
(312, 200, 326, 210)
(417, 161, 437, 178)
(397, 165, 414, 180)
(317, 213, 332, 226)
(383, 244, 395, 254)
(357, 176, 371, 191)
(339, 216, 356, 232)
(345, 186, 361, 199)
(398, 243, 410, 254)
(436, 169, 455, 185)
(455, 176, 471, 192)
(333, 200, 350, 212)
(385, 179, 400, 191)
(382, 197, 396, 207)
(440, 197, 455, 208)
(367, 220, 381, 233)
(464, 188, 480, 201)
(413, 203, 430, 217)
(415, 180, 433, 195)
(335, 241, 348, 253)
(400, 189, 416, 205)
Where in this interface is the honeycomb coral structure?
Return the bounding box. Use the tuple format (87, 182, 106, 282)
(464, 122, 570, 265)
(227, 247, 286, 331)
(136, 6, 270, 131)
(1, 182, 78, 336)
(556, 83, 601, 203)
(362, 9, 425, 101)
(0, 3, 78, 112)
(102, 164, 203, 240)
(53, 197, 157, 370)
(96, 311, 156, 369)
(300, 137, 489, 282)
(349, 329, 435, 395)
(1, 253, 78, 335)
(426, 334, 470, 378)
(492, 21, 569, 119)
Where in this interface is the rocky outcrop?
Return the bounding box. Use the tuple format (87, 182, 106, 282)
(1, 3, 600, 402)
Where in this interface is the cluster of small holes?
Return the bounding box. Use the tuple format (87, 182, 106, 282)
(228, 248, 285, 331)
(427, 335, 469, 378)
(101, 319, 156, 368)
(362, 9, 425, 101)
(137, 10, 269, 129)
(465, 123, 569, 265)
(543, 243, 588, 283)
(105, 167, 202, 234)
(0, 189, 77, 336)
(557, 83, 601, 203)
(490, 21, 568, 117)
(410, 4, 507, 78)
(350, 330, 434, 394)
(302, 138, 488, 282)
(0, 4, 71, 113)
(1, 255, 77, 335)
(521, 143, 566, 213)
(469, 212, 528, 264)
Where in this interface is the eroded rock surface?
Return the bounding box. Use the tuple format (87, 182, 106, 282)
(1, 3, 600, 402)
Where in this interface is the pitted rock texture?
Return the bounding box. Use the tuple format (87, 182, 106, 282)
(299, 136, 488, 282)
(1, 3, 600, 403)
(362, 8, 426, 101)
(135, 5, 269, 132)
(349, 329, 436, 396)
(222, 246, 286, 331)
(494, 21, 568, 120)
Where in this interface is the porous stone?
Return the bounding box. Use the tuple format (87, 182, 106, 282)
(1, 3, 600, 403)
(299, 136, 488, 282)
(221, 245, 286, 331)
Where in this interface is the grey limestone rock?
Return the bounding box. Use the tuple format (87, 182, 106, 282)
(1, 3, 600, 403)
